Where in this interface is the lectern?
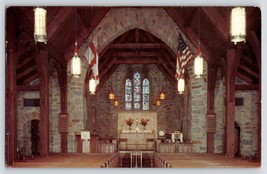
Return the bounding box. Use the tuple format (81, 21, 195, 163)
(81, 131, 90, 153)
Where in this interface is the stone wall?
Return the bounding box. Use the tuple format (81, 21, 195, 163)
(95, 64, 184, 139)
(79, 8, 196, 59)
(66, 58, 88, 152)
(214, 75, 225, 153)
(213, 75, 259, 156)
(187, 60, 208, 153)
(49, 69, 61, 153)
(17, 91, 40, 156)
(235, 90, 259, 156)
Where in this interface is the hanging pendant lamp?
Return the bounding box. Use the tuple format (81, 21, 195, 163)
(178, 78, 185, 94)
(230, 7, 246, 44)
(89, 78, 96, 95)
(194, 47, 203, 78)
(71, 42, 81, 77)
(34, 7, 47, 43)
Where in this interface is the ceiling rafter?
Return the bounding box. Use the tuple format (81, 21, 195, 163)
(22, 73, 39, 85)
(236, 71, 255, 84)
(47, 7, 76, 42)
(238, 64, 259, 78)
(165, 7, 211, 60)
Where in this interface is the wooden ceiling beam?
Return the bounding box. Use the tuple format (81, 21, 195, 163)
(64, 27, 91, 60)
(238, 64, 259, 78)
(111, 43, 162, 49)
(247, 31, 261, 65)
(113, 58, 160, 64)
(19, 71, 39, 85)
(235, 84, 259, 91)
(236, 71, 254, 84)
(165, 7, 211, 60)
(241, 54, 258, 67)
(17, 56, 33, 69)
(183, 8, 197, 28)
(88, 8, 110, 27)
(201, 7, 229, 39)
(16, 66, 36, 80)
(17, 84, 40, 91)
(47, 7, 75, 41)
(112, 51, 161, 57)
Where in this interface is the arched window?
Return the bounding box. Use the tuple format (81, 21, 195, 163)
(125, 72, 150, 110)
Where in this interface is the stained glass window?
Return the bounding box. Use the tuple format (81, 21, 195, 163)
(125, 78, 132, 110)
(142, 78, 149, 110)
(125, 72, 150, 110)
(133, 72, 141, 110)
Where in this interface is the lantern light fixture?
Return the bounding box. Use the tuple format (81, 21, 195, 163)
(178, 78, 185, 94)
(89, 78, 96, 95)
(34, 7, 47, 43)
(71, 42, 81, 77)
(230, 7, 246, 44)
(194, 47, 203, 78)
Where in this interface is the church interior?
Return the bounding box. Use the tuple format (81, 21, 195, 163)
(5, 6, 261, 168)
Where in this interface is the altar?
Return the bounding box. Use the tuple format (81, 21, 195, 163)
(118, 111, 157, 150)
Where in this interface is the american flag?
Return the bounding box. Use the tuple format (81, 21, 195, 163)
(175, 34, 194, 79)
(84, 39, 99, 87)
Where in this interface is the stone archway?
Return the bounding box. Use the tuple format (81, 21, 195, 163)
(80, 8, 195, 56)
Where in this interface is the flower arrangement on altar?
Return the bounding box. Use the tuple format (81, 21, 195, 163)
(140, 118, 150, 127)
(125, 118, 134, 126)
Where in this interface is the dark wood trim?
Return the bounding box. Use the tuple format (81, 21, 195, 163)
(235, 84, 259, 91)
(112, 51, 161, 57)
(17, 84, 40, 91)
(225, 48, 236, 158)
(35, 50, 50, 157)
(6, 11, 18, 165)
(111, 43, 162, 49)
(247, 31, 261, 65)
(47, 7, 75, 41)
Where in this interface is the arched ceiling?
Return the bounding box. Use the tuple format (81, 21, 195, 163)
(6, 6, 261, 89)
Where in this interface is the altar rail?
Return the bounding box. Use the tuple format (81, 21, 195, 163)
(102, 152, 119, 168)
(156, 142, 192, 153)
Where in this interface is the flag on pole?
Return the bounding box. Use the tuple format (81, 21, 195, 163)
(175, 34, 194, 79)
(84, 39, 99, 87)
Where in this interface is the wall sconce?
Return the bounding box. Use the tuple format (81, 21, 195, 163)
(230, 7, 246, 44)
(159, 90, 166, 100)
(114, 97, 119, 106)
(156, 98, 161, 106)
(109, 88, 115, 100)
(34, 7, 47, 43)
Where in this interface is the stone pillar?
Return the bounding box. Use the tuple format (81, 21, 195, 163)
(57, 65, 69, 153)
(206, 66, 218, 153)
